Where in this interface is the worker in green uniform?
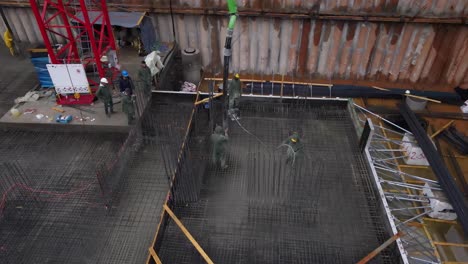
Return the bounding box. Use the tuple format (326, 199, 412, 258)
(211, 125, 229, 169)
(228, 73, 242, 120)
(122, 88, 135, 125)
(138, 60, 152, 97)
(96, 77, 114, 118)
(281, 132, 304, 165)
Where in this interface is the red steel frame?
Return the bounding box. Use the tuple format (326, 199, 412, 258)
(29, 0, 116, 104)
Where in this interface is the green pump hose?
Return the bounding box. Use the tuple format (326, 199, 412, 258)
(227, 0, 237, 29)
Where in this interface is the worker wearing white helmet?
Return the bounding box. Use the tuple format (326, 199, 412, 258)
(96, 77, 114, 117)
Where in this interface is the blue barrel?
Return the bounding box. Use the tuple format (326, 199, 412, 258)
(30, 56, 53, 88)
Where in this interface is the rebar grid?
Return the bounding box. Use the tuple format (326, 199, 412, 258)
(0, 130, 125, 263)
(0, 95, 195, 263)
(156, 99, 399, 264)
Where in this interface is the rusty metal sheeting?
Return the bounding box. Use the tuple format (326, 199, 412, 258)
(2, 0, 467, 17)
(2, 5, 467, 88)
(159, 14, 467, 87)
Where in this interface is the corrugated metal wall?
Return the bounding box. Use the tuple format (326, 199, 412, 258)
(1, 3, 467, 87)
(109, 0, 467, 17)
(153, 13, 467, 86)
(0, 7, 67, 44)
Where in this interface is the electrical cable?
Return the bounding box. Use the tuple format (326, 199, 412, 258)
(0, 181, 96, 217)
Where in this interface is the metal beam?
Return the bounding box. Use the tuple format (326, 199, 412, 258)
(366, 106, 468, 121)
(399, 103, 468, 233)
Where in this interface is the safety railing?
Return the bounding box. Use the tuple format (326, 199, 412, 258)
(204, 77, 334, 99)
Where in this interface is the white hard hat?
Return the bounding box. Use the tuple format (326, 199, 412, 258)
(100, 77, 108, 84)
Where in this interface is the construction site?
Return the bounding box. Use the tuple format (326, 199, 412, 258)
(0, 1, 467, 264)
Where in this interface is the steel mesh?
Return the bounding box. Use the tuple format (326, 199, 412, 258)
(0, 95, 194, 263)
(156, 99, 401, 264)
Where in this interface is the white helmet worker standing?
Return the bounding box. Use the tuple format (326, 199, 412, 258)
(96, 77, 113, 117)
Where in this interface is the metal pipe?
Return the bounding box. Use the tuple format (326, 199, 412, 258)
(390, 206, 431, 212)
(354, 104, 413, 135)
(397, 210, 432, 226)
(381, 179, 442, 191)
(221, 0, 237, 130)
(374, 165, 439, 184)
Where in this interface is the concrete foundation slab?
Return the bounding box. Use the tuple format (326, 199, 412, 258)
(0, 94, 131, 132)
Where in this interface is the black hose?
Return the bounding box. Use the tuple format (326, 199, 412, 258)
(169, 0, 176, 42)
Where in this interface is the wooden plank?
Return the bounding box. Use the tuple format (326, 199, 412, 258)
(145, 203, 168, 264)
(149, 247, 163, 264)
(194, 93, 223, 105)
(433, 241, 468, 248)
(405, 93, 441, 104)
(398, 164, 430, 169)
(422, 221, 442, 260)
(423, 217, 458, 225)
(203, 77, 333, 87)
(52, 107, 65, 113)
(204, 77, 265, 82)
(430, 120, 455, 138)
(163, 204, 214, 264)
(271, 80, 333, 87)
(280, 74, 284, 98)
(371, 86, 391, 92)
(356, 233, 401, 264)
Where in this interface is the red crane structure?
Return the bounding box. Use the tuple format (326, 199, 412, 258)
(29, 0, 116, 104)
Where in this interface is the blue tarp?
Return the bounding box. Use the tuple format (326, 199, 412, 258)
(140, 17, 157, 53)
(74, 11, 145, 28)
(73, 11, 157, 53)
(30, 57, 53, 88)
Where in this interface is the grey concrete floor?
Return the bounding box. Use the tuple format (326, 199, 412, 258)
(0, 94, 131, 130)
(0, 45, 37, 116)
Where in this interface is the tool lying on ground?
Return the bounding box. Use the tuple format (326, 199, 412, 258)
(52, 107, 65, 113)
(55, 114, 73, 124)
(64, 105, 96, 114)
